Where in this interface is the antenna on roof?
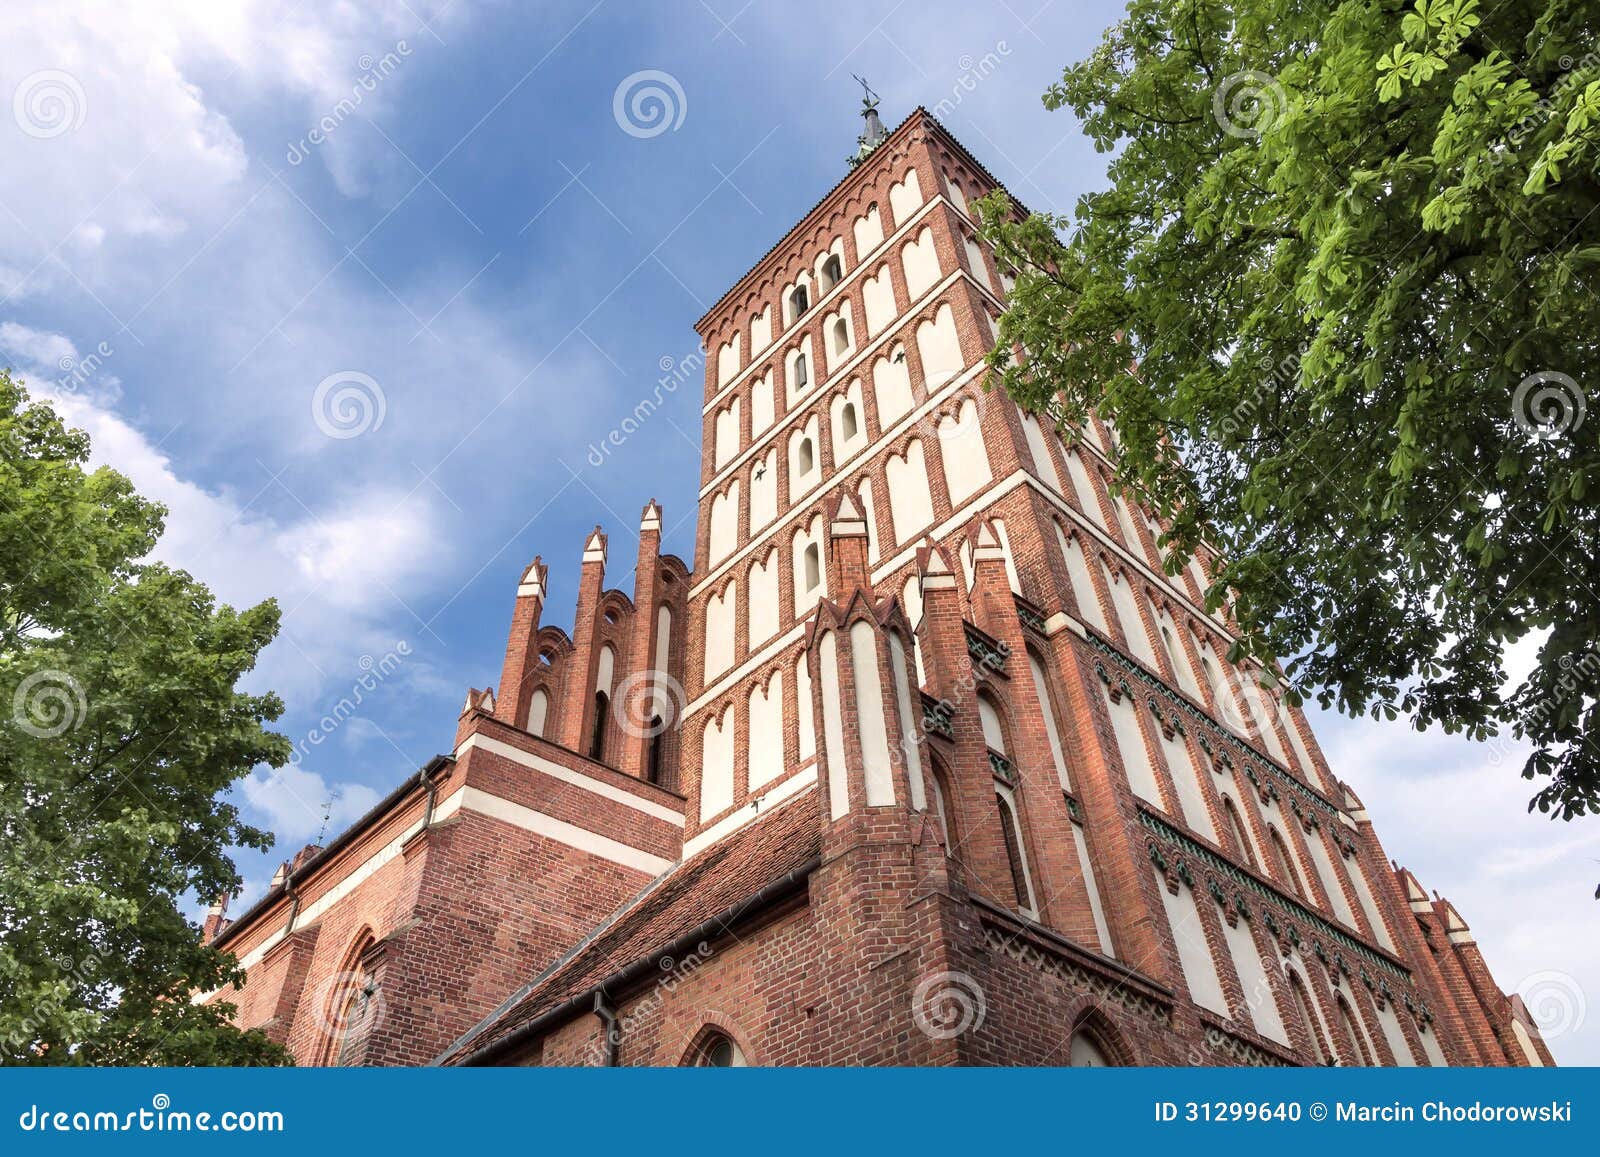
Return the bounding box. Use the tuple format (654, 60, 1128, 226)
(316, 791, 334, 846)
(848, 75, 889, 170)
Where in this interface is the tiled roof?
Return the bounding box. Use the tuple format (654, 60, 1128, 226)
(442, 785, 822, 1064)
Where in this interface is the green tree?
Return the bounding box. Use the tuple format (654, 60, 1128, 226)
(0, 369, 292, 1063)
(977, 0, 1600, 869)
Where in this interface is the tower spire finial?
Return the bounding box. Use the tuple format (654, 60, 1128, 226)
(848, 75, 888, 169)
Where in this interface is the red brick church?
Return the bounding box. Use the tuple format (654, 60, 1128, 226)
(200, 105, 1553, 1068)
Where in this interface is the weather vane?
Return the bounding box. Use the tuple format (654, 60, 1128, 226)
(848, 75, 888, 169)
(851, 73, 880, 113)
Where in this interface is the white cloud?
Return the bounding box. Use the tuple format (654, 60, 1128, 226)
(1, 320, 76, 369)
(0, 320, 121, 404)
(241, 764, 382, 847)
(1, 328, 443, 709)
(1312, 705, 1600, 1063)
(276, 498, 437, 610)
(0, 1, 451, 305)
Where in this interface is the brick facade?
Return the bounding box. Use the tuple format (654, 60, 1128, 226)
(203, 108, 1553, 1070)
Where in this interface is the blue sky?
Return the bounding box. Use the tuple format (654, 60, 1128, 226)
(1, 1, 1593, 1062)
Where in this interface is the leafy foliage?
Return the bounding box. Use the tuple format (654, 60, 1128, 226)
(0, 369, 292, 1063)
(977, 0, 1600, 861)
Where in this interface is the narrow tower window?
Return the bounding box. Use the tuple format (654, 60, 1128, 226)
(1224, 797, 1258, 869)
(646, 718, 665, 787)
(1270, 827, 1307, 897)
(590, 691, 609, 761)
(996, 789, 1037, 915)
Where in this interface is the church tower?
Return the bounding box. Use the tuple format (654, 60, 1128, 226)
(665, 101, 1551, 1067)
(206, 99, 1554, 1070)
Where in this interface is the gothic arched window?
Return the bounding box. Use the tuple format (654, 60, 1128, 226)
(995, 787, 1037, 916)
(841, 400, 859, 442)
(1289, 971, 1332, 1064)
(690, 1031, 747, 1066)
(1068, 1028, 1117, 1066)
(1270, 827, 1307, 897)
(1337, 995, 1375, 1066)
(803, 543, 821, 592)
(1223, 796, 1259, 870)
